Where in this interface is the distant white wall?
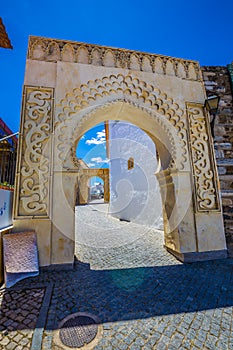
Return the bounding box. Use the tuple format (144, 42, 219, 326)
(0, 189, 13, 230)
(108, 121, 163, 229)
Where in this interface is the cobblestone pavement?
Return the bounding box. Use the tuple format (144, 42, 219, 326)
(0, 202, 233, 349)
(0, 288, 45, 349)
(75, 201, 176, 269)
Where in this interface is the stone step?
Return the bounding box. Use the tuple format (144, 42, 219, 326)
(215, 123, 233, 127)
(224, 219, 233, 226)
(219, 176, 233, 190)
(222, 203, 233, 209)
(221, 191, 233, 207)
(220, 186, 233, 191)
(223, 211, 233, 219)
(219, 175, 233, 180)
(221, 190, 233, 197)
(217, 159, 233, 166)
(218, 168, 233, 176)
(215, 151, 233, 159)
(214, 141, 233, 150)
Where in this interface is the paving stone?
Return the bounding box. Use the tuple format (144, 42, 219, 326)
(154, 340, 167, 350)
(6, 341, 18, 350)
(1, 203, 233, 349)
(13, 334, 23, 343)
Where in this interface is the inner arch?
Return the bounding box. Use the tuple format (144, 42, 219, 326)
(70, 100, 179, 171)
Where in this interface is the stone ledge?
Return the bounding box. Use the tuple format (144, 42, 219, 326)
(166, 247, 228, 263)
(221, 190, 233, 198)
(40, 263, 74, 272)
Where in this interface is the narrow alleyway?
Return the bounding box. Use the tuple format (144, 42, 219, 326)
(75, 201, 178, 270)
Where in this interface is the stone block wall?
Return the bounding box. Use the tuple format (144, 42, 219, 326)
(202, 65, 233, 255)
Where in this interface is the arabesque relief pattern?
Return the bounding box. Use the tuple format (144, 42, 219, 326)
(187, 103, 220, 212)
(56, 74, 188, 170)
(28, 36, 201, 81)
(17, 86, 54, 216)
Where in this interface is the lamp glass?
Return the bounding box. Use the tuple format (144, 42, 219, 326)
(205, 95, 220, 113)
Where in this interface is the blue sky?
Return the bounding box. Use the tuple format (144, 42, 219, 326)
(77, 123, 108, 169)
(1, 0, 233, 154)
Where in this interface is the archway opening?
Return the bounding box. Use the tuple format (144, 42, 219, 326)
(89, 177, 105, 203)
(74, 118, 171, 269)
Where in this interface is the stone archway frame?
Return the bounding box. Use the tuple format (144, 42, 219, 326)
(13, 50, 227, 266)
(51, 73, 193, 262)
(53, 79, 225, 263)
(52, 100, 189, 259)
(77, 168, 109, 204)
(55, 74, 188, 172)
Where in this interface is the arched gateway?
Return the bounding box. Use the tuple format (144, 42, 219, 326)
(77, 167, 109, 205)
(13, 36, 227, 267)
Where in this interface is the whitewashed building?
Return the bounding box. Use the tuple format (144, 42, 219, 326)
(108, 121, 163, 229)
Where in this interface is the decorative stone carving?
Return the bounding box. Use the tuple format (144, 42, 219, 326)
(102, 49, 115, 67)
(46, 41, 60, 61)
(56, 74, 188, 169)
(76, 46, 89, 64)
(28, 36, 201, 81)
(68, 99, 178, 169)
(177, 61, 186, 79)
(29, 39, 46, 60)
(188, 63, 198, 80)
(17, 86, 53, 216)
(142, 56, 152, 72)
(166, 60, 175, 76)
(130, 53, 141, 71)
(153, 57, 164, 75)
(13, 36, 227, 267)
(62, 43, 75, 62)
(116, 51, 128, 69)
(187, 103, 220, 211)
(91, 48, 102, 66)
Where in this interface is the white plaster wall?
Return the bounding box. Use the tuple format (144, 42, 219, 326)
(109, 121, 163, 229)
(0, 189, 13, 230)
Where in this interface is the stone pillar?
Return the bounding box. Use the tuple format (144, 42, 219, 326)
(78, 175, 89, 205)
(13, 86, 54, 267)
(186, 103, 227, 260)
(103, 172, 110, 203)
(51, 172, 76, 266)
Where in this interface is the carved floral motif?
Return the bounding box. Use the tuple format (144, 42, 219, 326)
(18, 87, 53, 216)
(187, 104, 220, 211)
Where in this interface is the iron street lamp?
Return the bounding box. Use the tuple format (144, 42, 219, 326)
(204, 95, 220, 138)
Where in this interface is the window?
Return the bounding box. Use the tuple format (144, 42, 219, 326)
(128, 157, 134, 170)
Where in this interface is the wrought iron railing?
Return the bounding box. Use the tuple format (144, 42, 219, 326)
(0, 137, 17, 187)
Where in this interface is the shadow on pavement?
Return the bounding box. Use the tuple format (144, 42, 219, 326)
(0, 258, 233, 333)
(51, 258, 233, 328)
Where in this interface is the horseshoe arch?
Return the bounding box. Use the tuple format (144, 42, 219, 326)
(13, 37, 227, 267)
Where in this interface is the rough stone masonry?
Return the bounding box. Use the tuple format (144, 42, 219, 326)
(202, 63, 233, 256)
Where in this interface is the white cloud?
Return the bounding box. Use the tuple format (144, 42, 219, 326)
(85, 129, 106, 145)
(87, 163, 96, 167)
(97, 130, 105, 138)
(91, 157, 109, 164)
